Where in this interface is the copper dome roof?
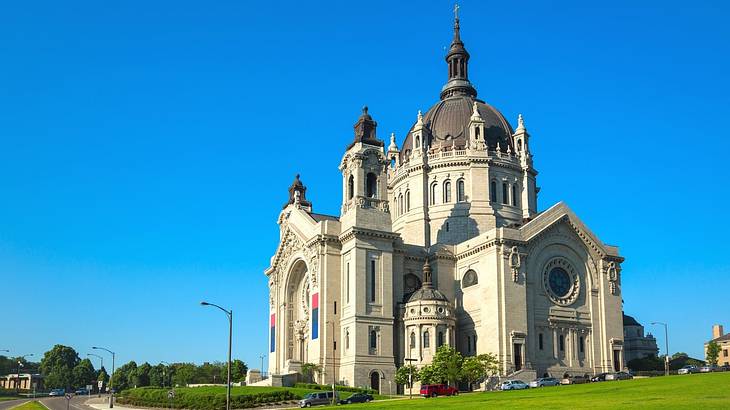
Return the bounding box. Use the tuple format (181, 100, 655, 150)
(400, 96, 514, 162)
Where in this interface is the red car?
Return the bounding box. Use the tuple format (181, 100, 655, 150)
(420, 384, 458, 397)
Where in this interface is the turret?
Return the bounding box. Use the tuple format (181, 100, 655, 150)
(467, 101, 487, 151)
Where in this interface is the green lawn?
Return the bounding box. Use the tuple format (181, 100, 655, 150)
(9, 401, 47, 410)
(347, 373, 730, 409)
(0, 397, 20, 402)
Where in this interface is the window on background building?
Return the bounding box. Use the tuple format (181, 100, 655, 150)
(370, 330, 377, 350)
(346, 263, 350, 303)
(511, 184, 518, 206)
(502, 182, 508, 204)
(539, 333, 544, 350)
(410, 332, 416, 348)
(423, 331, 430, 348)
(398, 194, 403, 215)
(430, 183, 437, 205)
(462, 270, 478, 288)
(443, 180, 452, 203)
(437, 331, 444, 347)
(724, 350, 728, 357)
(346, 330, 350, 350)
(370, 259, 376, 302)
(457, 179, 465, 202)
(580, 336, 584, 353)
(490, 180, 497, 202)
(405, 190, 410, 211)
(366, 173, 377, 198)
(559, 335, 565, 351)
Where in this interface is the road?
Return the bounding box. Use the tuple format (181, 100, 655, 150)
(39, 396, 97, 410)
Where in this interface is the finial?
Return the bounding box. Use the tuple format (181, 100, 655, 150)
(517, 113, 525, 131)
(422, 259, 433, 286)
(390, 132, 396, 143)
(388, 132, 398, 152)
(497, 142, 502, 152)
(416, 110, 424, 126)
(453, 4, 461, 41)
(362, 106, 368, 115)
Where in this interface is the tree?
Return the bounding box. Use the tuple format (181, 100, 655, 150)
(132, 362, 152, 387)
(460, 353, 499, 390)
(672, 352, 688, 360)
(72, 359, 97, 389)
(431, 345, 463, 387)
(707, 342, 721, 366)
(627, 355, 664, 371)
(418, 364, 438, 385)
(97, 367, 109, 391)
(40, 345, 81, 389)
(395, 364, 419, 389)
(172, 363, 196, 387)
(112, 361, 138, 391)
(149, 364, 166, 388)
(230, 360, 248, 383)
(301, 363, 323, 384)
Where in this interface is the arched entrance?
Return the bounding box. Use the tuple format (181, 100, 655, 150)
(285, 259, 309, 363)
(370, 371, 380, 393)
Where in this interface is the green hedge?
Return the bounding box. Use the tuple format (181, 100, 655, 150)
(293, 383, 376, 395)
(117, 387, 297, 410)
(0, 388, 18, 397)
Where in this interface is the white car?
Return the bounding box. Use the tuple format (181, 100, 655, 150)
(500, 380, 529, 390)
(678, 365, 699, 374)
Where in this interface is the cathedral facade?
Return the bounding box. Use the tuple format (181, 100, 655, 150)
(265, 15, 625, 391)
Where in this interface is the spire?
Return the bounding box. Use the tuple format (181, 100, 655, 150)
(349, 106, 383, 149)
(516, 114, 526, 132)
(441, 4, 477, 100)
(387, 132, 398, 152)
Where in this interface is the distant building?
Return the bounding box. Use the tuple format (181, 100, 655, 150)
(622, 313, 659, 362)
(705, 324, 730, 366)
(0, 373, 43, 391)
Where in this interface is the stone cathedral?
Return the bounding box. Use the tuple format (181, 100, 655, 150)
(264, 14, 625, 392)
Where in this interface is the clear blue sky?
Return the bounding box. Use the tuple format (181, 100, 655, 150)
(1, 0, 729, 369)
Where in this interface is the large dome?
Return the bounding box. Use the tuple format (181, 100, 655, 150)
(400, 96, 514, 162)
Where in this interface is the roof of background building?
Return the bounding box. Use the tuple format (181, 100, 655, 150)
(623, 313, 642, 327)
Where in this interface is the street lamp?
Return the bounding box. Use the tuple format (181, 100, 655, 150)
(259, 355, 265, 379)
(403, 358, 417, 399)
(16, 354, 33, 393)
(200, 301, 233, 410)
(92, 346, 116, 408)
(651, 322, 670, 376)
(87, 353, 104, 394)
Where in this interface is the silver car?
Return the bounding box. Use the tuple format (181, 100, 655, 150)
(678, 365, 699, 374)
(299, 391, 339, 408)
(500, 380, 529, 390)
(529, 377, 560, 388)
(605, 371, 632, 381)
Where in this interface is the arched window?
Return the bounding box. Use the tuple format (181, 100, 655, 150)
(410, 332, 416, 348)
(511, 184, 518, 206)
(502, 182, 508, 204)
(415, 135, 421, 148)
(475, 127, 480, 139)
(423, 331, 430, 348)
(405, 190, 410, 211)
(580, 336, 585, 353)
(456, 179, 465, 202)
(490, 180, 497, 202)
(559, 335, 565, 352)
(539, 333, 544, 350)
(366, 173, 378, 198)
(346, 330, 350, 350)
(370, 330, 377, 349)
(443, 180, 452, 203)
(348, 175, 354, 200)
(462, 270, 478, 288)
(398, 194, 403, 215)
(430, 183, 437, 205)
(437, 331, 444, 347)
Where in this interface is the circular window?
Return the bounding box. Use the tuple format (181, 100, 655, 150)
(437, 307, 444, 314)
(423, 307, 430, 313)
(542, 257, 579, 305)
(410, 308, 415, 314)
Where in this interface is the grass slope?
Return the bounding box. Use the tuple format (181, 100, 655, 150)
(10, 402, 47, 410)
(349, 373, 730, 409)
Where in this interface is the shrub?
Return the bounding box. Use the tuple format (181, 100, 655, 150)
(117, 387, 297, 410)
(293, 383, 376, 395)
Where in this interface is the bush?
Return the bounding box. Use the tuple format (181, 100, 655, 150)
(117, 387, 297, 410)
(293, 383, 376, 395)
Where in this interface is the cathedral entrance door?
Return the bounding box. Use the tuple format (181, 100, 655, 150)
(613, 350, 621, 371)
(513, 344, 522, 371)
(370, 372, 380, 393)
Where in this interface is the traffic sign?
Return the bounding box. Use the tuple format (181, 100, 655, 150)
(168, 390, 175, 399)
(65, 393, 72, 400)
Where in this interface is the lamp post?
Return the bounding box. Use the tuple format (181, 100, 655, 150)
(259, 354, 265, 379)
(92, 347, 116, 408)
(87, 353, 104, 395)
(651, 322, 670, 376)
(16, 354, 33, 393)
(200, 301, 232, 410)
(404, 358, 417, 399)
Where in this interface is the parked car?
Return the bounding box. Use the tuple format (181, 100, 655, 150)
(721, 364, 730, 372)
(528, 377, 560, 388)
(339, 393, 373, 404)
(74, 388, 89, 395)
(500, 380, 529, 390)
(299, 391, 339, 407)
(591, 373, 609, 382)
(678, 365, 699, 375)
(49, 389, 66, 396)
(561, 375, 588, 385)
(699, 365, 719, 373)
(605, 371, 633, 381)
(420, 384, 458, 397)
